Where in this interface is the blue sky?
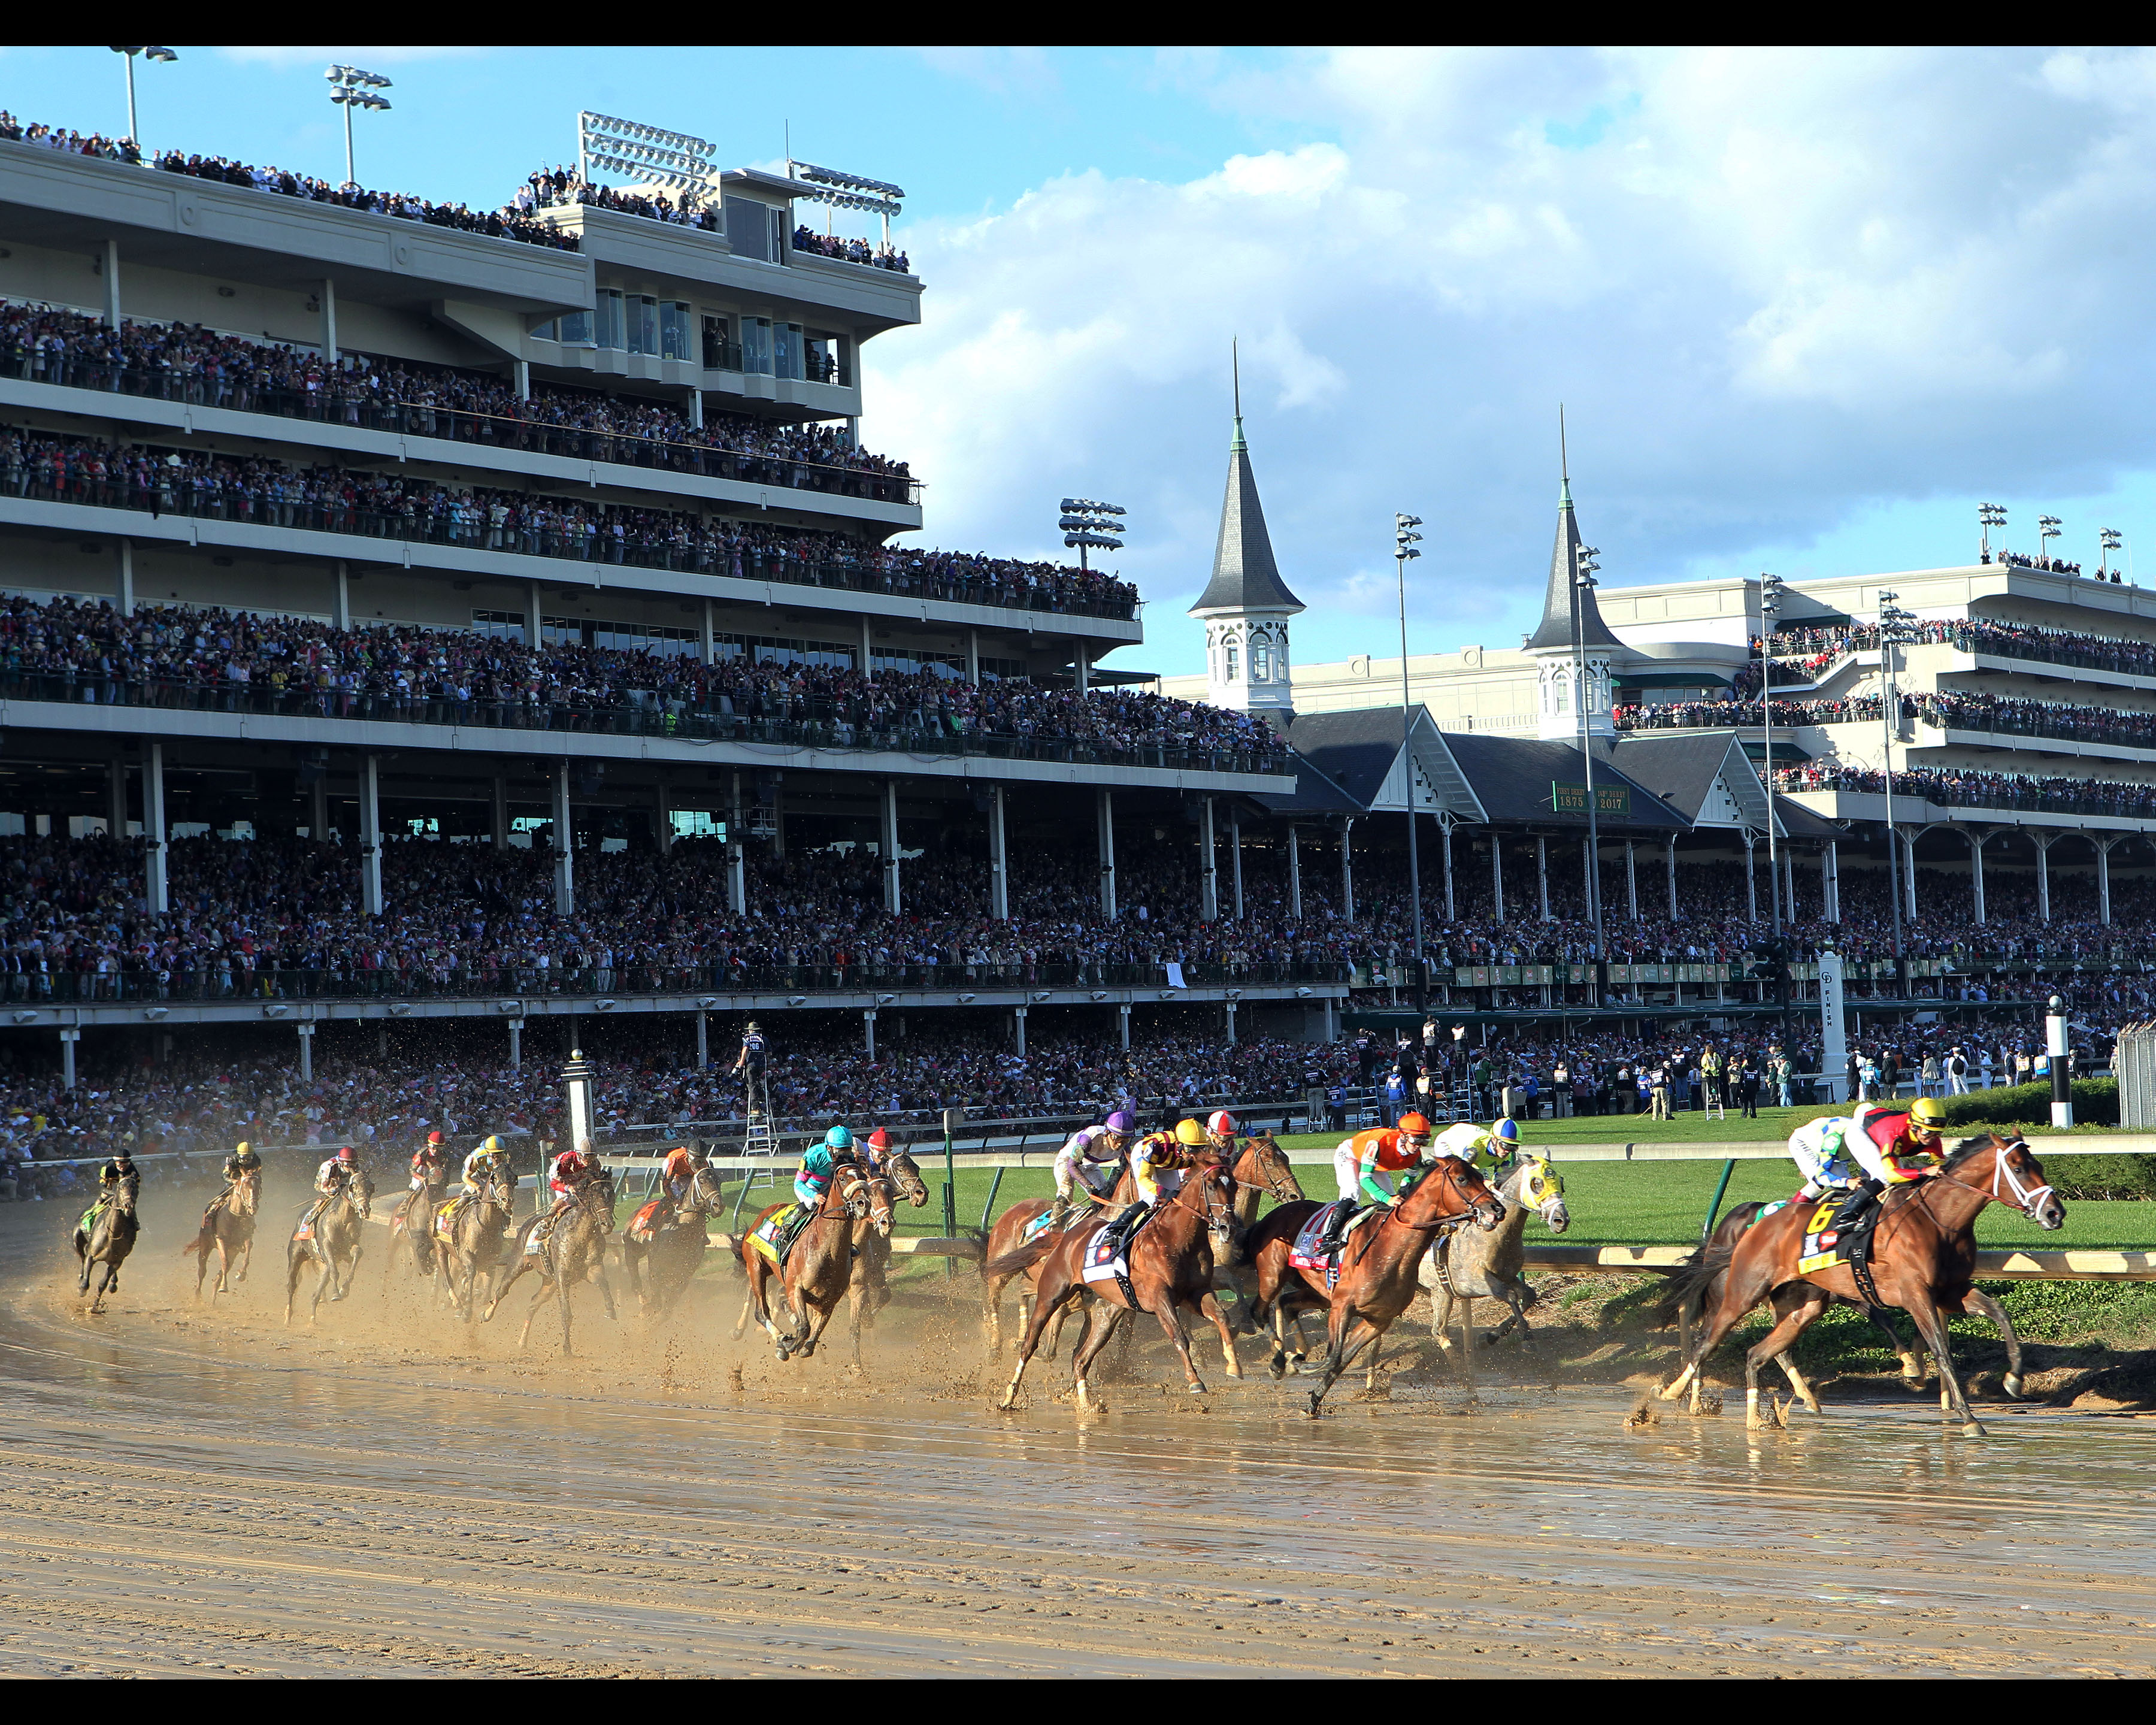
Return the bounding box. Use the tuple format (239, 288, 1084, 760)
(9, 47, 2156, 673)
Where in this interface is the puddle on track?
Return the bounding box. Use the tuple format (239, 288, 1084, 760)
(2, 1194, 2154, 1675)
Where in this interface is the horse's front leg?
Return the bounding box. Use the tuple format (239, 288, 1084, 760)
(1151, 1288, 1207, 1394)
(1960, 1287, 2026, 1399)
(998, 1264, 1078, 1411)
(1195, 1290, 1242, 1379)
(1306, 1310, 1383, 1418)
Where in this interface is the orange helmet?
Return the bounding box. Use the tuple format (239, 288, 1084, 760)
(1397, 1112, 1432, 1140)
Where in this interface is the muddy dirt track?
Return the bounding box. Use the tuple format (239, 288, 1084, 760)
(5, 1190, 2156, 1678)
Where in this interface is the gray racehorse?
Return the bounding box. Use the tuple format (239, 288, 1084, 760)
(74, 1178, 140, 1314)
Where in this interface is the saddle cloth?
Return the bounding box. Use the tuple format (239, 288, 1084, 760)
(433, 1197, 464, 1238)
(1021, 1203, 1087, 1245)
(295, 1217, 316, 1242)
(628, 1196, 669, 1243)
(748, 1205, 807, 1267)
(1288, 1202, 1379, 1279)
(1796, 1195, 1876, 1275)
(1079, 1225, 1130, 1288)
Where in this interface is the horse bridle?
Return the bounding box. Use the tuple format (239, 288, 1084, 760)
(1984, 1135, 2055, 1219)
(1166, 1164, 1236, 1239)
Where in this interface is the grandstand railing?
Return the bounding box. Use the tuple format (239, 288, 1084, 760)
(0, 669, 1291, 776)
(0, 468, 1140, 622)
(0, 345, 919, 505)
(1, 960, 1350, 1007)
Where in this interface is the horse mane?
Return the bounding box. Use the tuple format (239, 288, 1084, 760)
(1940, 1133, 2006, 1172)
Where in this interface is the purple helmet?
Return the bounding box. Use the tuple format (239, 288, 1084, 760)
(1106, 1110, 1136, 1134)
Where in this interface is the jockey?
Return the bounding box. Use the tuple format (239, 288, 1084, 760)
(96, 1148, 138, 1205)
(1321, 1113, 1435, 1252)
(789, 1125, 856, 1218)
(1430, 1116, 1518, 1175)
(861, 1128, 892, 1173)
(1050, 1109, 1135, 1225)
(661, 1142, 704, 1200)
(410, 1131, 449, 1190)
(1787, 1115, 1864, 1202)
(314, 1144, 359, 1197)
(220, 1140, 261, 1190)
(1204, 1109, 1239, 1157)
(545, 1143, 599, 1219)
(461, 1134, 510, 1197)
(1826, 1096, 1951, 1230)
(1105, 1118, 1202, 1248)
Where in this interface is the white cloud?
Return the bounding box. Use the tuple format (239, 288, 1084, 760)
(865, 47, 2156, 674)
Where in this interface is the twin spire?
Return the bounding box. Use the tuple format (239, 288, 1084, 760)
(1189, 343, 1303, 618)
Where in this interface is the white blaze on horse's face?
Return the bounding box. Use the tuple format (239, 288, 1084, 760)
(1523, 1159, 1570, 1234)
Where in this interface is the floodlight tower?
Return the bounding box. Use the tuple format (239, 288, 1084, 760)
(1573, 541, 1604, 945)
(2102, 528, 2123, 580)
(1978, 501, 2006, 563)
(1876, 589, 1917, 980)
(325, 65, 393, 189)
(1395, 512, 1424, 998)
(2039, 514, 2063, 570)
(1058, 499, 1125, 576)
(1759, 572, 1786, 931)
(108, 46, 177, 150)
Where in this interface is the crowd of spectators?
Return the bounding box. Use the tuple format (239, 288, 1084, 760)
(520, 165, 719, 233)
(0, 595, 1282, 768)
(0, 115, 140, 163)
(0, 299, 912, 497)
(789, 225, 912, 274)
(1769, 616, 2156, 683)
(1776, 761, 2156, 820)
(1615, 695, 1883, 731)
(0, 426, 1140, 618)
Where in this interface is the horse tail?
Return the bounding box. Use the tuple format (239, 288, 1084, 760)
(982, 1237, 1056, 1282)
(1652, 1237, 1736, 1327)
(182, 1239, 202, 1257)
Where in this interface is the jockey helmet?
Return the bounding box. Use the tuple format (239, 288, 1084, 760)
(235, 1140, 250, 1155)
(1106, 1110, 1136, 1134)
(428, 1130, 444, 1145)
(335, 1145, 355, 1161)
(825, 1125, 853, 1150)
(483, 1134, 503, 1154)
(867, 1128, 891, 1150)
(1206, 1110, 1237, 1139)
(1908, 1096, 1948, 1136)
(1397, 1112, 1432, 1139)
(746, 1019, 761, 1032)
(1173, 1118, 1207, 1146)
(1491, 1119, 1520, 1143)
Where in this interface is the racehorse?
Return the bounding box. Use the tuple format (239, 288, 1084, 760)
(1669, 1199, 2031, 1402)
(1419, 1155, 1571, 1358)
(989, 1155, 1241, 1412)
(384, 1170, 450, 1293)
(844, 1170, 904, 1367)
(74, 1179, 140, 1314)
(185, 1166, 261, 1299)
(733, 1164, 876, 1361)
(485, 1167, 619, 1355)
(1246, 1158, 1504, 1418)
(621, 1160, 728, 1318)
(1659, 1131, 2063, 1435)
(283, 1171, 375, 1326)
(434, 1166, 519, 1321)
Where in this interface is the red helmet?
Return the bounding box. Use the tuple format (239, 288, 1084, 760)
(867, 1128, 891, 1149)
(335, 1145, 356, 1161)
(1206, 1110, 1237, 1139)
(427, 1130, 444, 1145)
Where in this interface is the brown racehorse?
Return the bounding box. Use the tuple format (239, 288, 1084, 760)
(990, 1155, 1240, 1412)
(74, 1178, 140, 1314)
(1246, 1158, 1505, 1418)
(622, 1161, 729, 1318)
(485, 1169, 619, 1355)
(185, 1167, 261, 1299)
(843, 1169, 904, 1367)
(433, 1166, 518, 1321)
(384, 1173, 449, 1292)
(1660, 1131, 2064, 1436)
(283, 1171, 374, 1327)
(733, 1166, 876, 1361)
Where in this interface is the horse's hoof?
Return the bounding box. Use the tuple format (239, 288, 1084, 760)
(1267, 1358, 1286, 1381)
(1304, 1396, 1324, 1419)
(1960, 1420, 1989, 1438)
(2003, 1374, 2025, 1400)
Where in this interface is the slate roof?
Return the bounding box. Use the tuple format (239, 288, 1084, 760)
(1612, 729, 1842, 840)
(1440, 731, 1689, 833)
(1189, 418, 1304, 617)
(1523, 479, 1623, 653)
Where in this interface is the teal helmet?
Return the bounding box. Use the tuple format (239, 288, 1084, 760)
(825, 1125, 853, 1151)
(1491, 1119, 1520, 1144)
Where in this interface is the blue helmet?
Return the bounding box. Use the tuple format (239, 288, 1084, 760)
(825, 1125, 853, 1150)
(1491, 1119, 1520, 1143)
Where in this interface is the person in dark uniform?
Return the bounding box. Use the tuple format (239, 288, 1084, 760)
(734, 1019, 770, 1119)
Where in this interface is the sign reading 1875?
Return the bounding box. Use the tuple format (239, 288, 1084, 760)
(1551, 782, 1631, 816)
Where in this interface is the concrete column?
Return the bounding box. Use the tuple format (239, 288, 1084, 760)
(654, 780, 673, 855)
(102, 238, 120, 327)
(989, 785, 1010, 921)
(1824, 840, 1840, 922)
(1288, 826, 1303, 921)
(1744, 834, 1758, 921)
(116, 537, 134, 616)
(490, 773, 509, 848)
(2100, 838, 2114, 926)
(1013, 1005, 1027, 1059)
(296, 1022, 315, 1081)
(1666, 838, 1678, 920)
(359, 753, 384, 916)
(1074, 644, 1089, 693)
(700, 598, 716, 663)
(144, 741, 168, 914)
(1224, 1000, 1238, 1046)
(1490, 833, 1504, 925)
(107, 756, 128, 839)
(1096, 789, 1117, 919)
(686, 386, 703, 429)
(1199, 797, 1219, 924)
(1340, 818, 1355, 921)
(1118, 1003, 1131, 1051)
(525, 582, 544, 649)
(1230, 807, 1244, 921)
(515, 358, 531, 401)
(1625, 839, 1639, 921)
(695, 1010, 710, 1069)
(1536, 834, 1550, 921)
(966, 628, 980, 685)
(864, 1008, 877, 1061)
(508, 1019, 523, 1070)
(727, 842, 746, 915)
(859, 615, 874, 676)
(319, 276, 337, 362)
(880, 780, 901, 914)
(1440, 819, 1455, 921)
(1903, 825, 1919, 921)
(310, 775, 329, 842)
(552, 763, 574, 915)
(60, 1028, 80, 1091)
(332, 561, 352, 630)
(2034, 834, 2051, 924)
(1970, 830, 1986, 925)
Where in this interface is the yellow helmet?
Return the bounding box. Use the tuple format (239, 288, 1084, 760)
(483, 1134, 503, 1154)
(235, 1140, 250, 1155)
(1173, 1118, 1206, 1146)
(1909, 1097, 1947, 1131)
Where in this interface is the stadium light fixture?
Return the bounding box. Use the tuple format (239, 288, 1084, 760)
(1395, 512, 1426, 1001)
(326, 65, 393, 189)
(108, 46, 177, 151)
(577, 111, 714, 198)
(1759, 573, 1788, 932)
(1059, 497, 1126, 576)
(789, 159, 906, 244)
(1978, 501, 2006, 562)
(1572, 541, 1605, 945)
(2039, 514, 2063, 568)
(2101, 528, 2123, 580)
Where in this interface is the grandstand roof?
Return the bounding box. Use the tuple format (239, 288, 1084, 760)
(1442, 731, 1688, 832)
(1613, 730, 1840, 840)
(1189, 414, 1303, 618)
(1281, 707, 1485, 821)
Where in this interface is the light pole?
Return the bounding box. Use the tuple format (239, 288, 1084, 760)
(1573, 542, 1604, 948)
(1058, 498, 1125, 577)
(2039, 513, 2063, 571)
(325, 65, 393, 189)
(108, 46, 177, 152)
(1876, 589, 1915, 986)
(2101, 528, 2122, 582)
(1396, 513, 1424, 1003)
(1978, 501, 2006, 564)
(1760, 572, 1785, 931)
